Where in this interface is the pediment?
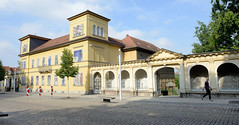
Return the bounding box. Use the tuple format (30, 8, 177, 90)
(148, 48, 183, 60)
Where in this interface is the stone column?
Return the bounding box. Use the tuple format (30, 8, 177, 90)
(179, 63, 186, 93)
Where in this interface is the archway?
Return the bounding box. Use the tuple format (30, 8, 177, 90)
(121, 70, 130, 89)
(105, 71, 115, 89)
(135, 69, 147, 90)
(217, 63, 239, 90)
(93, 72, 101, 93)
(190, 65, 209, 90)
(155, 67, 177, 95)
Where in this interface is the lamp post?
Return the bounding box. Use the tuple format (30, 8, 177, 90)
(13, 68, 16, 92)
(118, 49, 122, 101)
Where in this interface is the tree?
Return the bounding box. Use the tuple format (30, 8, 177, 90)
(0, 60, 5, 81)
(192, 0, 239, 53)
(55, 48, 78, 98)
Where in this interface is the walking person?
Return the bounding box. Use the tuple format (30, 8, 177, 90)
(201, 78, 213, 101)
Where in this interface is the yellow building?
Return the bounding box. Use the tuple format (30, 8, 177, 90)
(18, 10, 159, 94)
(19, 10, 239, 97)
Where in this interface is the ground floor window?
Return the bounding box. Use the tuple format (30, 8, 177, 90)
(74, 73, 83, 86)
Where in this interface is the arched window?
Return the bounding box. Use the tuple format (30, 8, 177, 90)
(92, 25, 96, 35)
(97, 26, 100, 36)
(100, 27, 104, 37)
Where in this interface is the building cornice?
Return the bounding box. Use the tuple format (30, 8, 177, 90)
(67, 10, 110, 22)
(19, 34, 51, 41)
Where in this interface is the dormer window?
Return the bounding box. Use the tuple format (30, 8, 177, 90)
(73, 24, 84, 37)
(22, 44, 27, 52)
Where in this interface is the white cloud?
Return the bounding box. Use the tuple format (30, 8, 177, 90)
(0, 40, 19, 67)
(0, 0, 113, 20)
(108, 25, 144, 39)
(155, 37, 174, 49)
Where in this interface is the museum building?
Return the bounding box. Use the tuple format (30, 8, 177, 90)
(18, 10, 239, 97)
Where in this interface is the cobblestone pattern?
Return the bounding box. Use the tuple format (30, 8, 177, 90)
(0, 94, 239, 125)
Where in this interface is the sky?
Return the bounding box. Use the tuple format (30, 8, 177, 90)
(0, 0, 212, 67)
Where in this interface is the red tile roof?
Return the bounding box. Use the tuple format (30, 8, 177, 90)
(3, 66, 19, 74)
(122, 35, 160, 52)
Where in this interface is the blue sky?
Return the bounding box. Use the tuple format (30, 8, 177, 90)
(0, 0, 212, 67)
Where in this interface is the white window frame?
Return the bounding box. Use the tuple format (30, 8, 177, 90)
(74, 73, 83, 86)
(55, 55, 58, 65)
(47, 75, 51, 86)
(36, 76, 39, 86)
(42, 57, 45, 67)
(32, 60, 34, 68)
(37, 58, 40, 67)
(62, 77, 65, 86)
(48, 56, 51, 66)
(54, 75, 58, 86)
(74, 50, 83, 62)
(41, 75, 45, 85)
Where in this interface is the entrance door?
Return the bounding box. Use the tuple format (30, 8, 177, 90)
(94, 73, 101, 94)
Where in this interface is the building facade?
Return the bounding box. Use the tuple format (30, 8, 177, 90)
(18, 10, 239, 97)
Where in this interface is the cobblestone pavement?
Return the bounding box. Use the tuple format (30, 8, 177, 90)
(0, 93, 239, 125)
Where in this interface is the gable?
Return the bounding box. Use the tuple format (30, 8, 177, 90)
(148, 49, 183, 60)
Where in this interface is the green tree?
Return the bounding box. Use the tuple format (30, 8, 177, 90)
(55, 48, 78, 98)
(192, 0, 239, 53)
(0, 60, 5, 81)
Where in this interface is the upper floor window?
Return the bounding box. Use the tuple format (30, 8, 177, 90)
(37, 58, 40, 67)
(55, 55, 58, 65)
(42, 57, 45, 67)
(22, 61, 26, 69)
(100, 27, 104, 37)
(93, 24, 104, 37)
(22, 44, 27, 52)
(97, 26, 100, 36)
(31, 60, 34, 68)
(74, 50, 83, 62)
(73, 24, 84, 37)
(48, 56, 51, 66)
(93, 25, 96, 35)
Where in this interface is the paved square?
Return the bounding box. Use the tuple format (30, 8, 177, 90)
(0, 93, 239, 125)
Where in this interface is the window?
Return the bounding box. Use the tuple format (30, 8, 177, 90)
(36, 76, 39, 86)
(74, 73, 83, 86)
(54, 75, 58, 85)
(74, 50, 83, 62)
(37, 58, 40, 67)
(93, 25, 96, 35)
(42, 57, 45, 66)
(97, 26, 100, 36)
(100, 27, 104, 37)
(31, 76, 34, 85)
(55, 55, 58, 65)
(47, 75, 51, 86)
(41, 75, 45, 85)
(62, 77, 65, 86)
(22, 44, 27, 52)
(31, 60, 34, 68)
(73, 24, 84, 37)
(48, 56, 51, 66)
(22, 61, 26, 69)
(21, 76, 26, 85)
